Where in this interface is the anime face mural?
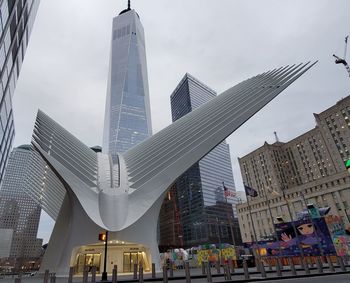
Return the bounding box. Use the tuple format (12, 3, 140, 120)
(264, 218, 336, 256)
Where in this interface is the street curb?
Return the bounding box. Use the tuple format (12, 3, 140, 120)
(215, 271, 350, 283)
(104, 269, 350, 283)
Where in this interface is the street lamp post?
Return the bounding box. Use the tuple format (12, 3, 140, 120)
(101, 231, 109, 281)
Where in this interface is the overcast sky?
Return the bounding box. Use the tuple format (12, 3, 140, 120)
(12, 0, 350, 242)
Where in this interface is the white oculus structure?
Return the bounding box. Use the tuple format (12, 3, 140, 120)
(32, 62, 316, 275)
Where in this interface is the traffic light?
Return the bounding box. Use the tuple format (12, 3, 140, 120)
(98, 233, 106, 241)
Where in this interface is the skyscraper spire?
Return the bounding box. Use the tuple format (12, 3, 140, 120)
(119, 0, 132, 15)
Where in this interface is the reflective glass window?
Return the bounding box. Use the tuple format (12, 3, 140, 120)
(16, 0, 23, 21)
(8, 0, 16, 13)
(9, 73, 15, 97)
(4, 89, 11, 118)
(6, 51, 13, 74)
(2, 66, 8, 91)
(0, 15, 3, 38)
(1, 0, 9, 29)
(0, 43, 5, 72)
(0, 103, 7, 131)
(9, 10, 17, 39)
(4, 29, 11, 54)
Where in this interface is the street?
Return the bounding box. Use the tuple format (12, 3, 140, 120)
(247, 273, 350, 283)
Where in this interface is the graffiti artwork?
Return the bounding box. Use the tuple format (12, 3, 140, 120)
(250, 218, 337, 256)
(324, 215, 350, 256)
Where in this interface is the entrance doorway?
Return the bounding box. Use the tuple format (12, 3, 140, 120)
(76, 253, 101, 274)
(123, 252, 143, 272)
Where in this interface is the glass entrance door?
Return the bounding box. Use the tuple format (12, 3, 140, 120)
(75, 253, 101, 274)
(123, 252, 142, 272)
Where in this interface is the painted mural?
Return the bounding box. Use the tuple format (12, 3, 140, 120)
(324, 215, 350, 256)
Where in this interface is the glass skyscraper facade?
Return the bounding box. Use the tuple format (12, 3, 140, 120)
(159, 74, 241, 249)
(0, 0, 40, 185)
(0, 145, 43, 267)
(103, 5, 152, 156)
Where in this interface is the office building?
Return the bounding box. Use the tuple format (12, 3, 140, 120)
(237, 96, 350, 243)
(0, 0, 40, 185)
(102, 2, 152, 156)
(0, 143, 65, 270)
(0, 145, 43, 268)
(159, 73, 239, 249)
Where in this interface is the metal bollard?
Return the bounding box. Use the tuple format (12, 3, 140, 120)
(139, 265, 143, 283)
(152, 263, 156, 278)
(326, 256, 335, 272)
(91, 266, 97, 283)
(288, 257, 297, 276)
(259, 261, 266, 278)
(225, 264, 231, 281)
(243, 259, 249, 280)
(278, 257, 284, 271)
(162, 265, 168, 283)
(201, 262, 206, 275)
(228, 258, 234, 274)
(14, 278, 21, 283)
(185, 262, 191, 283)
(68, 267, 74, 283)
(309, 257, 314, 268)
(223, 265, 228, 280)
(303, 258, 310, 275)
(267, 259, 272, 271)
(133, 264, 138, 279)
(43, 269, 49, 283)
(316, 256, 323, 274)
(82, 267, 88, 283)
(215, 260, 221, 274)
(255, 258, 261, 272)
(337, 256, 346, 272)
(50, 273, 56, 283)
(276, 258, 282, 277)
(206, 262, 212, 282)
(112, 265, 117, 283)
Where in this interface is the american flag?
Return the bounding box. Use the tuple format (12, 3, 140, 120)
(223, 183, 236, 198)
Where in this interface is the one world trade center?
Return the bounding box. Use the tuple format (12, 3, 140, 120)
(103, 2, 152, 156)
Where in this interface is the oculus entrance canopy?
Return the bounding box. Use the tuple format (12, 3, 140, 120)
(32, 62, 316, 275)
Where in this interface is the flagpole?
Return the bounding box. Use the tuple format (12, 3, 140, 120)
(262, 187, 284, 260)
(222, 182, 236, 247)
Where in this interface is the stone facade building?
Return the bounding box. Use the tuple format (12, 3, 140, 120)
(237, 96, 350, 242)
